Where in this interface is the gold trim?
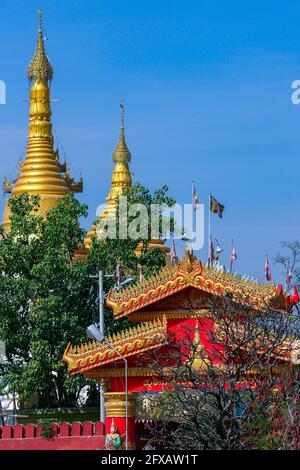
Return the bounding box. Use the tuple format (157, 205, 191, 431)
(84, 366, 160, 379)
(107, 255, 277, 319)
(128, 309, 211, 322)
(63, 316, 167, 375)
(84, 361, 297, 381)
(104, 392, 136, 418)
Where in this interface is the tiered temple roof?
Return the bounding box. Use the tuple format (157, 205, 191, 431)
(107, 254, 280, 319)
(64, 252, 294, 377)
(63, 316, 167, 376)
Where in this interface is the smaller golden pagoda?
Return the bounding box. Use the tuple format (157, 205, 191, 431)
(2, 10, 82, 232)
(103, 104, 132, 219)
(84, 104, 132, 248)
(84, 105, 168, 255)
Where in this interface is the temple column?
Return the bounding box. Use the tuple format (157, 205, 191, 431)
(104, 392, 136, 450)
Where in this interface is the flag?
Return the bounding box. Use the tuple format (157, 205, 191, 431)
(210, 194, 225, 218)
(170, 237, 177, 264)
(192, 181, 199, 211)
(287, 286, 299, 305)
(139, 268, 145, 283)
(264, 256, 272, 282)
(214, 240, 223, 261)
(286, 265, 292, 289)
(230, 242, 237, 274)
(115, 264, 121, 286)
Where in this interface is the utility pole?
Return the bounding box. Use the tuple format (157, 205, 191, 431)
(98, 270, 105, 424)
(89, 269, 133, 437)
(99, 270, 104, 335)
(89, 269, 106, 423)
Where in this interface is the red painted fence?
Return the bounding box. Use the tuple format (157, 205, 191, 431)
(0, 421, 105, 450)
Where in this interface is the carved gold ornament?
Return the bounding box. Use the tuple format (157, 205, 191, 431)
(107, 253, 277, 318)
(63, 316, 167, 375)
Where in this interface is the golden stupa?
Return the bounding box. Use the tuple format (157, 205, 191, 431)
(84, 104, 132, 248)
(2, 10, 82, 232)
(84, 105, 168, 255)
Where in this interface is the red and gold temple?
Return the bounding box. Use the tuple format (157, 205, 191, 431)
(1, 9, 299, 452)
(63, 254, 300, 448)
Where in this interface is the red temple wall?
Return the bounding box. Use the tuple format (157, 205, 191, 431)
(108, 316, 225, 393)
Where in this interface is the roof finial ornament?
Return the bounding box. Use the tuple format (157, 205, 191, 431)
(28, 9, 53, 83)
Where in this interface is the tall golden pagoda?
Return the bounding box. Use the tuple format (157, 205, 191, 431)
(2, 10, 82, 232)
(84, 104, 132, 248)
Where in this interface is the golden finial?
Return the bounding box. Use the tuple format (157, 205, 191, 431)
(112, 102, 131, 163)
(182, 246, 195, 273)
(28, 9, 53, 83)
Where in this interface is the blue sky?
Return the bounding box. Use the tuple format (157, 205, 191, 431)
(0, 0, 300, 282)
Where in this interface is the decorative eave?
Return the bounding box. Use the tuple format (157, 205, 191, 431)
(63, 169, 83, 193)
(106, 254, 279, 319)
(55, 150, 83, 194)
(3, 177, 15, 194)
(63, 316, 167, 376)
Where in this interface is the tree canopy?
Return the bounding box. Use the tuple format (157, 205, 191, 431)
(0, 183, 175, 408)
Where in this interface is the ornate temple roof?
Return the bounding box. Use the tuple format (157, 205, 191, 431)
(63, 253, 299, 379)
(106, 253, 280, 319)
(63, 316, 167, 376)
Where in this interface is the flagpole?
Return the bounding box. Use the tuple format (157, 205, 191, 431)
(208, 193, 211, 264)
(230, 239, 233, 274)
(192, 181, 195, 240)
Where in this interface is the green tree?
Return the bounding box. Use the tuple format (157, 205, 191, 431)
(0, 193, 92, 407)
(0, 183, 176, 408)
(87, 182, 176, 334)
